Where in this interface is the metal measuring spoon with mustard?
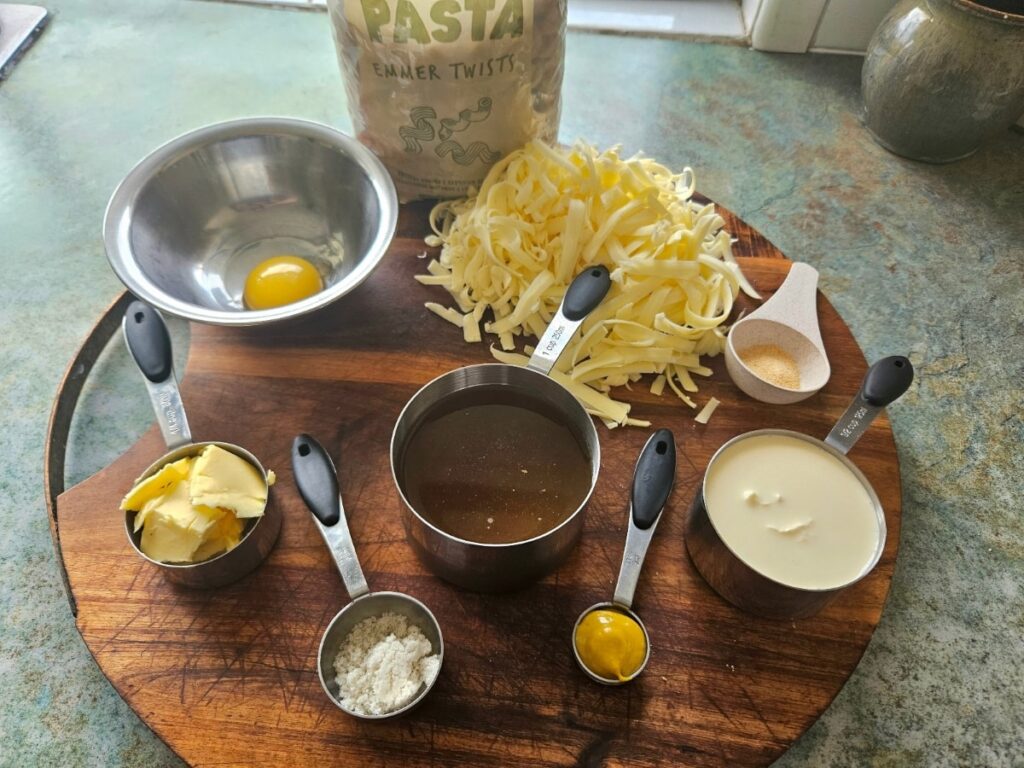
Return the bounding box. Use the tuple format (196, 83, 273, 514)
(291, 434, 443, 719)
(573, 429, 677, 684)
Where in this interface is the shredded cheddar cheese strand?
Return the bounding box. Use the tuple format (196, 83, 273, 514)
(420, 140, 759, 427)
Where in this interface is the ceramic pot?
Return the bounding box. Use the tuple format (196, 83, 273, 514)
(862, 0, 1024, 162)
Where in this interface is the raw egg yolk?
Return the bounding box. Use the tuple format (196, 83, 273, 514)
(243, 255, 323, 310)
(574, 609, 647, 681)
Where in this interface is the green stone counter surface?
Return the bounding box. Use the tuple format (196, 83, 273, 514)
(1, 1, 1021, 765)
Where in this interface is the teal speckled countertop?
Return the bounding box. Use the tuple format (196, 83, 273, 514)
(1, 1, 1021, 765)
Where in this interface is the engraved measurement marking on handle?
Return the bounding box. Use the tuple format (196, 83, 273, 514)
(156, 384, 182, 436)
(543, 324, 566, 354)
(839, 406, 869, 438)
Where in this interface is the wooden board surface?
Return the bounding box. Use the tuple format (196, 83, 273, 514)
(53, 200, 901, 767)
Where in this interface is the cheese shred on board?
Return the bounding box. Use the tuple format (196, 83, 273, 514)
(694, 397, 721, 425)
(419, 140, 759, 427)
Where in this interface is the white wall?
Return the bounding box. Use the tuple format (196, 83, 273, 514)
(811, 0, 898, 53)
(747, 0, 897, 53)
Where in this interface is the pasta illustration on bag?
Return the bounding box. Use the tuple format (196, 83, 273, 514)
(327, 0, 566, 201)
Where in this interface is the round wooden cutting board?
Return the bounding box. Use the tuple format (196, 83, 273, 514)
(46, 200, 901, 768)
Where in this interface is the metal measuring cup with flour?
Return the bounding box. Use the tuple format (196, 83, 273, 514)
(291, 434, 443, 719)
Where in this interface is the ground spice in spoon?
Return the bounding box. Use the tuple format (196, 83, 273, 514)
(739, 345, 802, 389)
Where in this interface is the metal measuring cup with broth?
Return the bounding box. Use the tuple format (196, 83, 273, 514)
(120, 301, 281, 588)
(391, 266, 612, 593)
(291, 434, 443, 719)
(685, 356, 914, 620)
(573, 429, 676, 685)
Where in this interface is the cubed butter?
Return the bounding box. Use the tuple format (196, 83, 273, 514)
(137, 481, 221, 562)
(120, 457, 192, 512)
(191, 514, 245, 562)
(121, 444, 271, 565)
(189, 445, 268, 518)
(140, 512, 205, 563)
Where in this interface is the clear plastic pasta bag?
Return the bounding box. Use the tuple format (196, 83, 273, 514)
(327, 0, 566, 201)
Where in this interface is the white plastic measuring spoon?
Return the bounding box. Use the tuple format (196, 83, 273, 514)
(725, 262, 831, 404)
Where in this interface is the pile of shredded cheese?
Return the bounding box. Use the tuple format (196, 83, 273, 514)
(417, 140, 759, 427)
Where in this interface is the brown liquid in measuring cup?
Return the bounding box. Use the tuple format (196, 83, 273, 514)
(400, 389, 592, 544)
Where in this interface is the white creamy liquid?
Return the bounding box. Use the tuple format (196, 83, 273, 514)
(704, 433, 881, 590)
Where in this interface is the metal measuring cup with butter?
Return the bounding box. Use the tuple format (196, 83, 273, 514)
(119, 301, 281, 587)
(291, 434, 443, 719)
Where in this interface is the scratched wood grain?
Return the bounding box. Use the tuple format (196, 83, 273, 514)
(54, 200, 901, 767)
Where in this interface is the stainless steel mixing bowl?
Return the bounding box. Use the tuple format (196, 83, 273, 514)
(104, 117, 398, 326)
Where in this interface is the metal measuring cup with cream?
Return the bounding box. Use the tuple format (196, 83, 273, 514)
(685, 356, 914, 619)
(119, 301, 281, 588)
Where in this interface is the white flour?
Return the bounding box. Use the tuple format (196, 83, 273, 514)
(333, 612, 441, 716)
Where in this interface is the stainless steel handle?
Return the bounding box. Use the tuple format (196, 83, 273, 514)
(291, 435, 369, 601)
(824, 392, 881, 455)
(318, 507, 370, 601)
(526, 307, 584, 376)
(612, 430, 676, 608)
(527, 266, 611, 376)
(122, 302, 192, 450)
(824, 356, 913, 455)
(142, 379, 192, 451)
(613, 515, 659, 609)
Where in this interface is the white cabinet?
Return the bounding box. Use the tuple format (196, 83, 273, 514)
(746, 0, 898, 54)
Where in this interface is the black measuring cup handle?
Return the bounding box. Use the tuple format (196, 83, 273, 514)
(291, 434, 341, 527)
(631, 428, 676, 530)
(563, 265, 612, 321)
(124, 300, 173, 383)
(825, 356, 915, 454)
(291, 434, 369, 599)
(122, 301, 192, 449)
(612, 429, 677, 609)
(862, 356, 914, 407)
(527, 266, 612, 376)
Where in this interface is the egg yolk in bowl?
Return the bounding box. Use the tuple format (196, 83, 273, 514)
(243, 255, 324, 310)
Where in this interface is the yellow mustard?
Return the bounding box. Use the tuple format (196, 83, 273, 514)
(574, 608, 646, 681)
